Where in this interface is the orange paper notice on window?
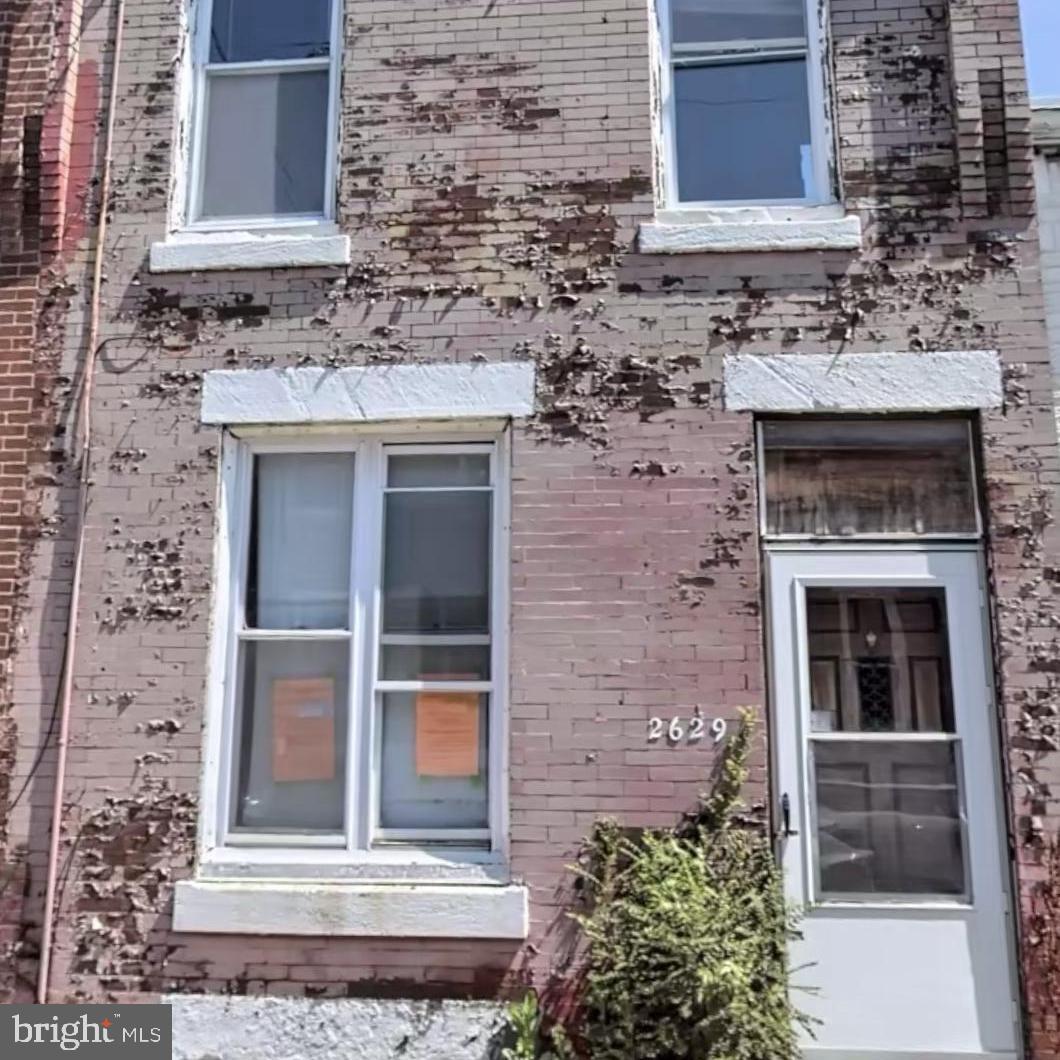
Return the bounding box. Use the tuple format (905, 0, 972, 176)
(415, 692, 480, 777)
(272, 677, 336, 783)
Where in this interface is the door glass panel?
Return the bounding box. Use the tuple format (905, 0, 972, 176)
(806, 588, 954, 734)
(761, 419, 979, 537)
(805, 587, 966, 899)
(812, 741, 965, 898)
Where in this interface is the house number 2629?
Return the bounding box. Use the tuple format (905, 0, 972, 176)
(648, 716, 728, 743)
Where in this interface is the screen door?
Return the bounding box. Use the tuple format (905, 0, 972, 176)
(767, 548, 1020, 1060)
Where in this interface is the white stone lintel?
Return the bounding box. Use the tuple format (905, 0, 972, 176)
(150, 231, 350, 272)
(724, 350, 1003, 412)
(202, 361, 536, 425)
(172, 879, 529, 938)
(638, 215, 862, 254)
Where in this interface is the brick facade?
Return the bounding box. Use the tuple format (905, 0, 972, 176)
(0, 0, 1057, 1055)
(0, 0, 86, 1004)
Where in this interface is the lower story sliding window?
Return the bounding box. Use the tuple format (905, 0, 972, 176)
(216, 435, 505, 856)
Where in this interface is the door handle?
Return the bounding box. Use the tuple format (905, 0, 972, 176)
(780, 792, 798, 838)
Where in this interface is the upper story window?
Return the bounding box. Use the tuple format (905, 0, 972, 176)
(187, 0, 340, 228)
(657, 0, 832, 207)
(205, 435, 508, 867)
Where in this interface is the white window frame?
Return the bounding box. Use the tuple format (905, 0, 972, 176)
(199, 428, 511, 875)
(178, 0, 343, 233)
(653, 0, 835, 210)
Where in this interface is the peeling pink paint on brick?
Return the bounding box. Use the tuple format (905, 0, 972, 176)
(0, 0, 1056, 1055)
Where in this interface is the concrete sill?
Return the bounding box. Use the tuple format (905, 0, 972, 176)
(172, 879, 529, 939)
(149, 231, 350, 272)
(638, 214, 862, 254)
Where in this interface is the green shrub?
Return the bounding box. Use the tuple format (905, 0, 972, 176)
(501, 991, 576, 1060)
(571, 710, 806, 1060)
(501, 711, 806, 1060)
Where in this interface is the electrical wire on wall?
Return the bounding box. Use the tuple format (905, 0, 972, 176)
(36, 0, 127, 1005)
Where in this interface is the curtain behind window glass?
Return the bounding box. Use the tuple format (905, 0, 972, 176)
(249, 453, 353, 629)
(200, 71, 329, 220)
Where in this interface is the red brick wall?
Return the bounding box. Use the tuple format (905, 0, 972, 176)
(0, 0, 89, 1001)
(0, 0, 1056, 1055)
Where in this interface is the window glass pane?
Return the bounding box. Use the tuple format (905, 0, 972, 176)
(248, 453, 353, 629)
(200, 70, 328, 220)
(382, 643, 490, 681)
(671, 0, 806, 45)
(812, 741, 966, 898)
(383, 491, 491, 633)
(209, 0, 332, 62)
(388, 453, 490, 488)
(232, 639, 348, 833)
(674, 59, 812, 202)
(806, 588, 954, 734)
(762, 420, 978, 536)
(379, 692, 489, 830)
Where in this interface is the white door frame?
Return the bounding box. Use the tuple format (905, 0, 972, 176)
(765, 543, 1022, 1059)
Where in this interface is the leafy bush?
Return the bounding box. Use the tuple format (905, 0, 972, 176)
(569, 709, 806, 1060)
(501, 991, 575, 1060)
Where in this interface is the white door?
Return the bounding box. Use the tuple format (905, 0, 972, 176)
(767, 547, 1020, 1060)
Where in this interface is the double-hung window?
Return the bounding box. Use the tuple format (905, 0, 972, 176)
(209, 435, 506, 864)
(188, 0, 340, 227)
(657, 0, 830, 206)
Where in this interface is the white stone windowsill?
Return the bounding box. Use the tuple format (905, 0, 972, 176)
(150, 228, 351, 272)
(172, 879, 529, 938)
(639, 206, 862, 254)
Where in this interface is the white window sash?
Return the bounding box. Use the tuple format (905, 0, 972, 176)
(183, 0, 343, 229)
(366, 440, 500, 849)
(654, 0, 833, 209)
(202, 431, 509, 867)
